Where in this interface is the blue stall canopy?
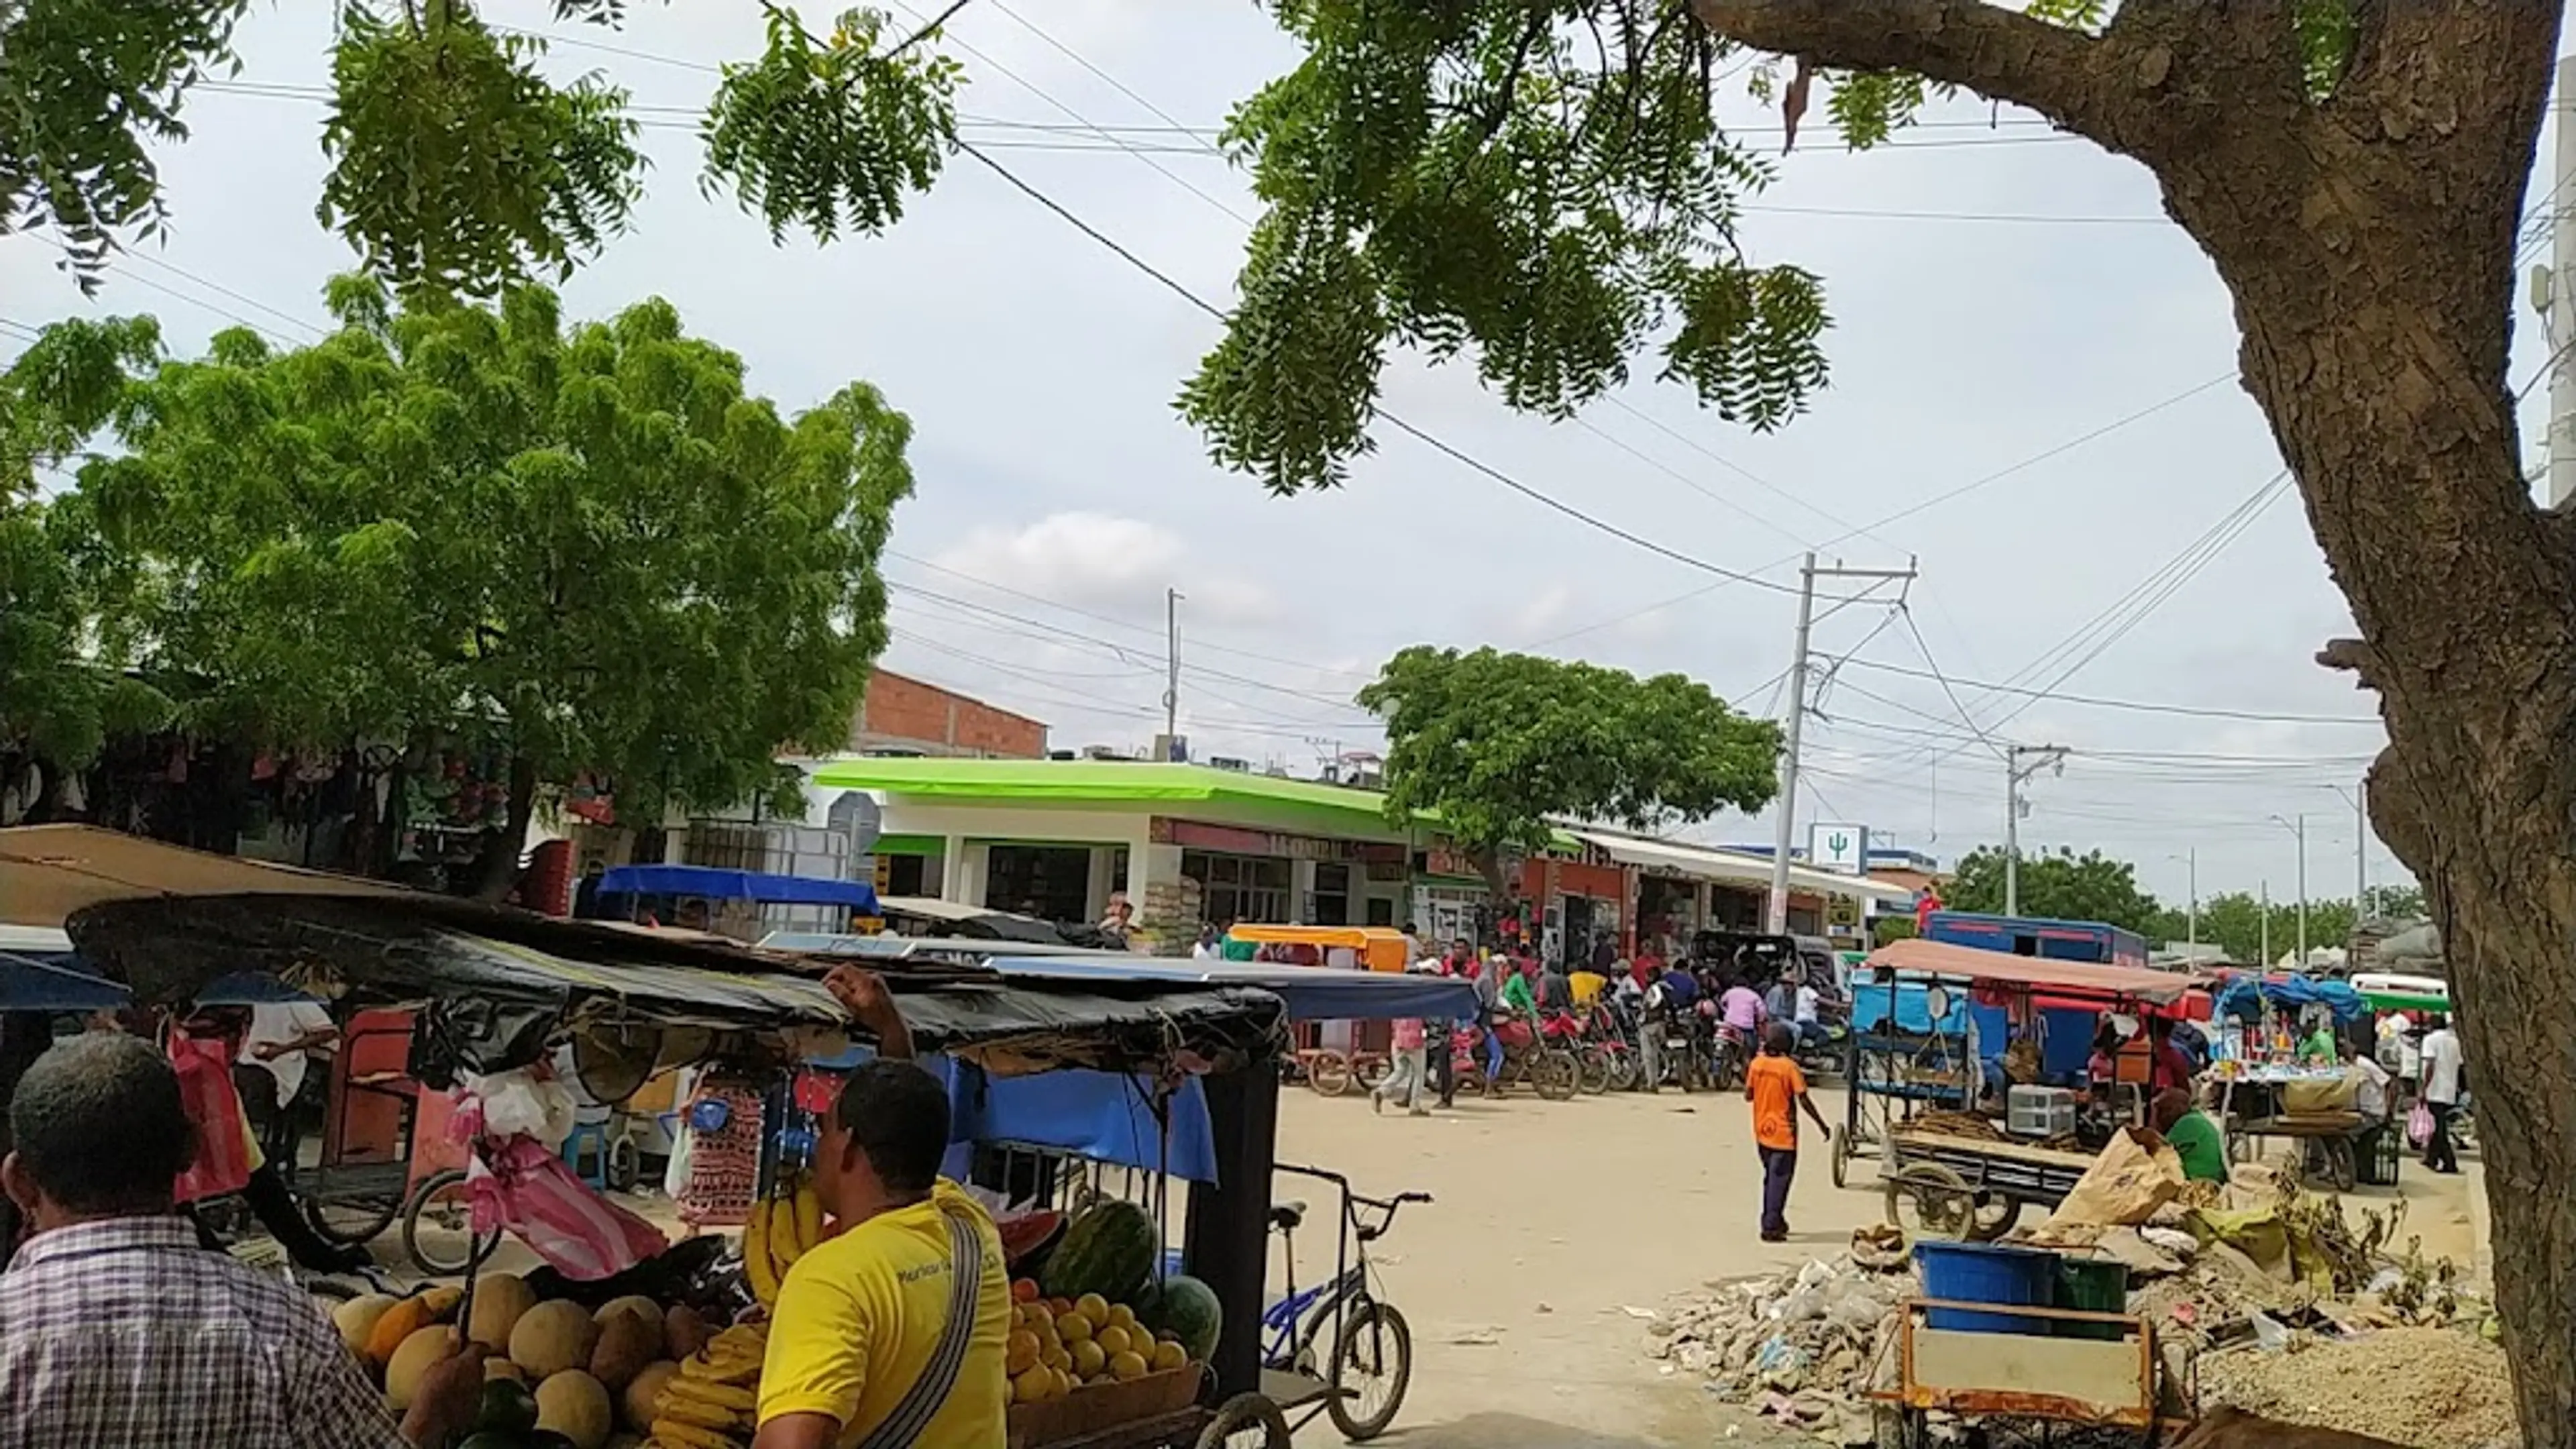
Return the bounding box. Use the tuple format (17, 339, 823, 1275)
(0, 924, 313, 1011)
(597, 864, 879, 914)
(977, 955, 1478, 1022)
(2213, 973, 2367, 1024)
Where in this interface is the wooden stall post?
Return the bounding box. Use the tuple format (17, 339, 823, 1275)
(1183, 1057, 1280, 1397)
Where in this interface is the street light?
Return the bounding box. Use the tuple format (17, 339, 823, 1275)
(2327, 781, 2369, 918)
(2167, 849, 2198, 947)
(2268, 812, 2308, 966)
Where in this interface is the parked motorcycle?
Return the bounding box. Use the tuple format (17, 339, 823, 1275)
(1481, 1012, 1580, 1100)
(1642, 1002, 1712, 1093)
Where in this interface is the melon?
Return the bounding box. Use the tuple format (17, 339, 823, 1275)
(535, 1369, 614, 1449)
(589, 1309, 659, 1391)
(621, 1360, 680, 1432)
(384, 1325, 462, 1411)
(1038, 1200, 1159, 1303)
(331, 1293, 399, 1359)
(1135, 1275, 1222, 1362)
(510, 1299, 602, 1379)
(466, 1273, 538, 1351)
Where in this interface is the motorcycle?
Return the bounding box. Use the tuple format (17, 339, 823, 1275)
(1790, 1020, 1848, 1081)
(1642, 1002, 1712, 1093)
(1480, 1011, 1580, 1100)
(1710, 1016, 1751, 1092)
(1582, 996, 1644, 1092)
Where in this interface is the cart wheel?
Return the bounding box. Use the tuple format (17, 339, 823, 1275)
(301, 1187, 406, 1248)
(1884, 1163, 1976, 1241)
(1326, 1300, 1413, 1440)
(1195, 1391, 1292, 1449)
(2324, 1137, 2358, 1193)
(1830, 1126, 1853, 1189)
(1968, 1191, 2023, 1242)
(402, 1169, 500, 1277)
(1308, 1053, 1354, 1097)
(1534, 1051, 1580, 1102)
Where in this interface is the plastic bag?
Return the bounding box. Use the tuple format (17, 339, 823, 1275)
(465, 1066, 579, 1148)
(2407, 1099, 2434, 1148)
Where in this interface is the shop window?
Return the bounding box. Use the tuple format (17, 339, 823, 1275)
(1311, 862, 1352, 926)
(879, 853, 930, 897)
(1182, 852, 1291, 926)
(985, 845, 1093, 923)
(1364, 896, 1395, 927)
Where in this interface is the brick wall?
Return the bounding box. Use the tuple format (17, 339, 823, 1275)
(849, 669, 1049, 758)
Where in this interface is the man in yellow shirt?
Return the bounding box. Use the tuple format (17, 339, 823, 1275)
(755, 971, 1011, 1449)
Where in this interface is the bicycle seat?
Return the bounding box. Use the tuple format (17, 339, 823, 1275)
(1269, 1199, 1307, 1231)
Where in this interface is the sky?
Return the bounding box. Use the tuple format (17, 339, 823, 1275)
(4, 3, 2561, 914)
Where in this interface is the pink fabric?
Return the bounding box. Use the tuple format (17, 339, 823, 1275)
(1390, 1018, 1426, 1051)
(468, 1133, 667, 1280)
(168, 1032, 257, 1205)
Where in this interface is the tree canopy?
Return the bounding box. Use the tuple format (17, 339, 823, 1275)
(24, 279, 912, 886)
(1356, 646, 1780, 887)
(1939, 845, 2163, 937)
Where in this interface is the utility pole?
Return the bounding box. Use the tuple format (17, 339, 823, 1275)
(2271, 812, 2308, 965)
(2260, 879, 2271, 967)
(1163, 587, 1182, 751)
(2169, 850, 2198, 947)
(1767, 553, 1918, 934)
(2332, 780, 2369, 918)
(2003, 743, 2069, 917)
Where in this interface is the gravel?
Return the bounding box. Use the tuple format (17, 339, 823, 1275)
(2196, 1327, 2517, 1449)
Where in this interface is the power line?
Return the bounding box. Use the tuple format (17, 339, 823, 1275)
(1896, 603, 2005, 760)
(1833, 654, 2376, 724)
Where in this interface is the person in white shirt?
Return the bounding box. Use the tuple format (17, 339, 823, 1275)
(1191, 924, 1222, 961)
(1791, 981, 1824, 1052)
(237, 1000, 337, 1165)
(2344, 1036, 2392, 1118)
(2419, 1014, 2465, 1173)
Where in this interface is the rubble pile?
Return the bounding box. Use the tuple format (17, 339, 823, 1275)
(1640, 1160, 2487, 1446)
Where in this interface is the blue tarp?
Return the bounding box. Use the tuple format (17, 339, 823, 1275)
(1847, 975, 1972, 1035)
(598, 864, 879, 914)
(0, 949, 314, 1012)
(939, 1059, 1219, 1183)
(979, 955, 1478, 1022)
(2214, 973, 2368, 1024)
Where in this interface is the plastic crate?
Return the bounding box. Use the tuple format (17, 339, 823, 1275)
(1915, 1240, 2059, 1335)
(2007, 1085, 2076, 1138)
(2357, 1122, 2402, 1185)
(2053, 1257, 2129, 1339)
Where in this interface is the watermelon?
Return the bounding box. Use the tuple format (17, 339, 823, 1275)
(1038, 1199, 1159, 1302)
(1136, 1275, 1223, 1362)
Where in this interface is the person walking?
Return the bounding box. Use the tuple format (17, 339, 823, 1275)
(1744, 1024, 1831, 1242)
(1371, 1013, 1430, 1117)
(2420, 1013, 2465, 1174)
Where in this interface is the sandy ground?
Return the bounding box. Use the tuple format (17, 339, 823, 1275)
(1266, 1083, 2485, 1448)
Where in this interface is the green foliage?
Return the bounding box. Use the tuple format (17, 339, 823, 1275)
(319, 1, 643, 299)
(1941, 845, 2163, 936)
(1181, 2, 1831, 494)
(0, 0, 251, 288)
(49, 279, 910, 826)
(701, 5, 961, 244)
(2180, 892, 2361, 968)
(1357, 646, 1781, 867)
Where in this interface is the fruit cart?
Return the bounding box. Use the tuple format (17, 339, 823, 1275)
(7, 830, 1472, 1449)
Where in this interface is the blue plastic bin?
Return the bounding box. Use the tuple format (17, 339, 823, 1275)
(1913, 1240, 2060, 1335)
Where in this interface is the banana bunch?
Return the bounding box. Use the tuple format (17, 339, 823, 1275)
(741, 1174, 827, 1309)
(648, 1322, 768, 1449)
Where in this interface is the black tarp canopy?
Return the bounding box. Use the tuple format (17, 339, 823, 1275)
(64, 894, 1284, 1079)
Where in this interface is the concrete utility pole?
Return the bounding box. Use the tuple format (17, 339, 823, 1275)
(2543, 56, 2576, 507)
(1767, 553, 1918, 934)
(2331, 780, 2369, 918)
(1163, 587, 1183, 748)
(2003, 743, 2069, 917)
(2170, 850, 2198, 947)
(2260, 878, 2271, 967)
(2271, 812, 2308, 965)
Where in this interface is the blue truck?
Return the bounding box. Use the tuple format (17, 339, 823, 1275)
(1921, 910, 2150, 970)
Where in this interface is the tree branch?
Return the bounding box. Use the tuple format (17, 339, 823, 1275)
(1687, 0, 2118, 141)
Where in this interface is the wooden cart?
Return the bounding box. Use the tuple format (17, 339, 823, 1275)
(1880, 1128, 2094, 1243)
(2226, 1110, 2373, 1192)
(1870, 1297, 2188, 1448)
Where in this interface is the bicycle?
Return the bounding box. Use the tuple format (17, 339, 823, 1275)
(1262, 1163, 1429, 1441)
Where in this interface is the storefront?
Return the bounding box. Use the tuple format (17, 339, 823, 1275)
(1570, 828, 1914, 947)
(1517, 853, 1629, 969)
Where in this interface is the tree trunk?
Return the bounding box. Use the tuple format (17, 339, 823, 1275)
(1683, 1, 2573, 1437)
(469, 753, 540, 901)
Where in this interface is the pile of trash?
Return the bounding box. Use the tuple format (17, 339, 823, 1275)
(1642, 1137, 2483, 1446)
(1642, 1228, 1911, 1440)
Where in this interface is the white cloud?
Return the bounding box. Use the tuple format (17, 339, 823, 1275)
(928, 511, 1280, 627)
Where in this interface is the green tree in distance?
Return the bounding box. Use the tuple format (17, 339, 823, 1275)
(10, 2, 2574, 1429)
(1939, 845, 2163, 938)
(1356, 647, 1780, 894)
(33, 278, 911, 892)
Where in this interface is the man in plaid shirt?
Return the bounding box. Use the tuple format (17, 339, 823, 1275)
(0, 1033, 487, 1448)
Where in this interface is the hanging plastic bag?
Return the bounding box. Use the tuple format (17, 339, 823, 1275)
(2406, 1099, 2434, 1148)
(464, 1065, 579, 1148)
(470, 1134, 668, 1280)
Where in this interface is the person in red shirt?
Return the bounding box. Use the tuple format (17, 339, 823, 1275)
(1744, 1023, 1833, 1242)
(2147, 1018, 2196, 1096)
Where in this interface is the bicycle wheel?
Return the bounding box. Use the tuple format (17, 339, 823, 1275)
(1326, 1300, 1413, 1440)
(301, 1185, 405, 1248)
(1195, 1392, 1292, 1449)
(1354, 1055, 1394, 1092)
(402, 1169, 500, 1277)
(1534, 1050, 1579, 1102)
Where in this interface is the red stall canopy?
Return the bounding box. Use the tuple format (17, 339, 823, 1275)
(1866, 936, 2202, 1008)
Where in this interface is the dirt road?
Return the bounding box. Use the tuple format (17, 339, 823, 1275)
(1269, 1083, 2483, 1447)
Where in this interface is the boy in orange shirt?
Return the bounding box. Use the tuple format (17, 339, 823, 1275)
(1745, 1022, 1832, 1242)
